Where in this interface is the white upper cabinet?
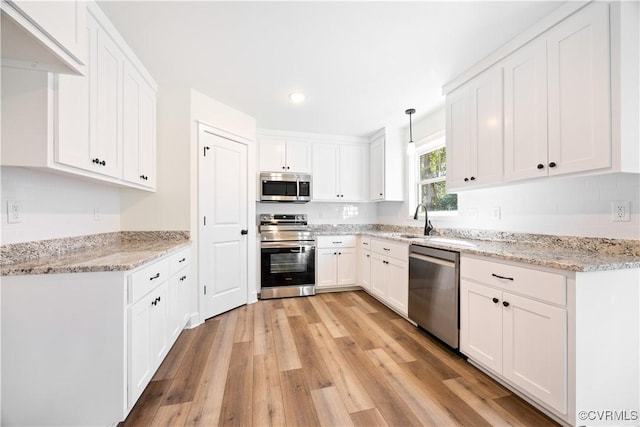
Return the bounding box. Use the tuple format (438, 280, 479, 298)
(505, 2, 611, 182)
(446, 1, 637, 189)
(1, 0, 87, 74)
(312, 142, 368, 201)
(123, 62, 157, 188)
(446, 66, 503, 191)
(546, 1, 611, 176)
(369, 128, 403, 201)
(259, 136, 311, 173)
(1, 2, 158, 191)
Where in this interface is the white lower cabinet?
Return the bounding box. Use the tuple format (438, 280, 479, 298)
(316, 235, 357, 288)
(1, 244, 192, 426)
(368, 239, 408, 316)
(357, 237, 372, 291)
(460, 255, 567, 415)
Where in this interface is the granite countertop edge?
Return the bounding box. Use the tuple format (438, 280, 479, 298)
(1, 232, 191, 277)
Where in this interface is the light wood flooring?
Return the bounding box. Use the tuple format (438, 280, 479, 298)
(122, 291, 559, 426)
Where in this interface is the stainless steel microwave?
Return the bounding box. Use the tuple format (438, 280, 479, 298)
(260, 172, 311, 203)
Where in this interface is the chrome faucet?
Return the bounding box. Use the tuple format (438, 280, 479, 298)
(413, 203, 434, 236)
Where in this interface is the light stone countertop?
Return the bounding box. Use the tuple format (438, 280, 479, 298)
(313, 226, 640, 272)
(1, 231, 190, 276)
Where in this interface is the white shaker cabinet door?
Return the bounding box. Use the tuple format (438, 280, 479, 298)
(338, 144, 368, 201)
(316, 248, 338, 288)
(502, 292, 567, 414)
(312, 144, 339, 200)
(384, 257, 408, 316)
(285, 139, 312, 173)
(336, 247, 357, 286)
(259, 137, 286, 172)
(546, 1, 611, 176)
(460, 280, 503, 374)
(369, 136, 385, 200)
(445, 87, 471, 190)
(504, 38, 548, 182)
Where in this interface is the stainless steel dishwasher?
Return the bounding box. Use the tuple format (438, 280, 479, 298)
(408, 244, 460, 349)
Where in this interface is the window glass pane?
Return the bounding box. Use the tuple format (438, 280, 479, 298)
(419, 147, 447, 180)
(419, 181, 458, 211)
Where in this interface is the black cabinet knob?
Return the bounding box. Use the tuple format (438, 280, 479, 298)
(100, 160, 106, 166)
(549, 162, 557, 168)
(537, 163, 544, 170)
(379, 193, 383, 196)
(240, 229, 248, 235)
(503, 301, 510, 307)
(464, 177, 469, 182)
(492, 297, 499, 304)
(282, 166, 286, 169)
(470, 176, 476, 181)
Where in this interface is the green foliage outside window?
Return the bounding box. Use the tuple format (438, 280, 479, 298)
(418, 146, 457, 211)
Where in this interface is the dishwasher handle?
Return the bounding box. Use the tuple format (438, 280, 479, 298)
(409, 252, 455, 268)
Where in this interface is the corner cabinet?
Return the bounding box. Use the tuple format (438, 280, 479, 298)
(312, 143, 368, 201)
(0, 2, 158, 191)
(2, 245, 192, 426)
(369, 128, 403, 201)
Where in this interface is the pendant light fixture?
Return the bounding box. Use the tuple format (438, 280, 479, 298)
(406, 108, 416, 155)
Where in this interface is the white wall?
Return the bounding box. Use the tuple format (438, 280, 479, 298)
(0, 167, 120, 244)
(377, 107, 640, 240)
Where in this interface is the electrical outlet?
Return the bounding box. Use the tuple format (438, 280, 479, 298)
(7, 200, 21, 223)
(492, 207, 501, 219)
(94, 207, 102, 221)
(612, 201, 630, 222)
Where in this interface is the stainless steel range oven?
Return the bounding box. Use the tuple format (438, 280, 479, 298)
(259, 214, 315, 299)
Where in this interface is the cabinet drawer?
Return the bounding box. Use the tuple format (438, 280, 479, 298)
(170, 246, 191, 275)
(371, 239, 408, 260)
(461, 256, 566, 306)
(317, 235, 356, 248)
(129, 258, 170, 304)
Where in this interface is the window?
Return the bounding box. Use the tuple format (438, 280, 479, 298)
(414, 134, 457, 213)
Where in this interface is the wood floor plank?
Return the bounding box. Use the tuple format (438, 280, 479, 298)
(369, 312, 459, 380)
(272, 308, 302, 371)
(233, 304, 254, 343)
(366, 348, 455, 426)
(343, 291, 379, 314)
(282, 296, 304, 317)
(184, 310, 238, 426)
(354, 291, 400, 320)
(347, 305, 416, 363)
(308, 294, 350, 338)
(153, 328, 197, 381)
(349, 408, 389, 427)
(280, 368, 321, 426)
(218, 341, 253, 426)
(390, 317, 512, 399)
(307, 322, 375, 413)
(252, 354, 286, 427)
(150, 402, 192, 426)
(123, 379, 173, 427)
(336, 336, 423, 427)
(288, 315, 334, 390)
(162, 318, 220, 405)
(311, 386, 354, 427)
(253, 298, 275, 357)
(493, 395, 560, 426)
(296, 296, 323, 324)
(443, 377, 517, 426)
(322, 300, 378, 350)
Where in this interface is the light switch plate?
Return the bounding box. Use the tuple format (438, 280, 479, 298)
(7, 200, 21, 223)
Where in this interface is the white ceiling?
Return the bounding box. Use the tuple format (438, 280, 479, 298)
(98, 1, 563, 138)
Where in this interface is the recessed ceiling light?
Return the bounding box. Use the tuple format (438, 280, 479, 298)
(288, 92, 306, 104)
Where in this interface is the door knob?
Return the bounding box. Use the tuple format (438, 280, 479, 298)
(240, 229, 248, 235)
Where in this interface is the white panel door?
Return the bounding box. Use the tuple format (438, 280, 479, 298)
(91, 19, 122, 178)
(502, 292, 567, 413)
(312, 143, 339, 200)
(504, 38, 549, 182)
(470, 67, 504, 186)
(547, 1, 610, 176)
(199, 127, 248, 320)
(460, 280, 503, 373)
(338, 144, 367, 201)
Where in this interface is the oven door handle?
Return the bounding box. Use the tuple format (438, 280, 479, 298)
(261, 242, 315, 249)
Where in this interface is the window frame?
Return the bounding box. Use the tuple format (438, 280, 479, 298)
(409, 130, 457, 218)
